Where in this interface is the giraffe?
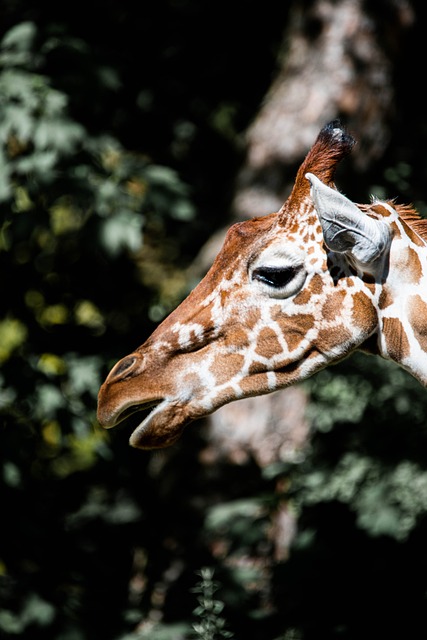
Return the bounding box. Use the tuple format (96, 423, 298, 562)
(97, 120, 427, 450)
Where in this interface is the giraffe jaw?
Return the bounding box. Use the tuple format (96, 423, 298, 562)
(98, 395, 192, 450)
(128, 399, 189, 450)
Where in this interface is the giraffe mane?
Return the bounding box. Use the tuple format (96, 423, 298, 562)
(394, 203, 427, 241)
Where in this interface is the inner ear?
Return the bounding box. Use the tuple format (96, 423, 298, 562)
(306, 173, 391, 266)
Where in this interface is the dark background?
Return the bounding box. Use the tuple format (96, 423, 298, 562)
(1, 1, 427, 638)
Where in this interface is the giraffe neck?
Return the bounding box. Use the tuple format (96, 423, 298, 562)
(375, 206, 427, 385)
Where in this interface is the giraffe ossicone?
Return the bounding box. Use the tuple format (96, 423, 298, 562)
(97, 121, 427, 450)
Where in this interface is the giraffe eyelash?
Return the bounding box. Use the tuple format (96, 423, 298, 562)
(252, 266, 297, 288)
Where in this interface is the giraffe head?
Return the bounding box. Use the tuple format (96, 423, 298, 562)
(97, 121, 427, 449)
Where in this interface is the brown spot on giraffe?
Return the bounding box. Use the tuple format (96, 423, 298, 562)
(255, 327, 283, 359)
(402, 247, 423, 284)
(293, 288, 311, 305)
(210, 353, 245, 386)
(210, 385, 237, 410)
(284, 315, 316, 352)
(244, 308, 262, 331)
(240, 372, 271, 396)
(294, 285, 316, 307)
(248, 360, 269, 375)
(294, 275, 324, 306)
(390, 220, 400, 237)
(382, 317, 411, 362)
(351, 291, 377, 333)
(408, 294, 427, 352)
(224, 325, 249, 351)
(317, 325, 353, 353)
(379, 288, 393, 310)
(322, 289, 346, 321)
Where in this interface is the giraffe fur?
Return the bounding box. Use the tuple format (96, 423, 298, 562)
(97, 121, 427, 449)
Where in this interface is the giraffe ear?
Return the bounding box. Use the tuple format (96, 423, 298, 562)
(305, 172, 391, 266)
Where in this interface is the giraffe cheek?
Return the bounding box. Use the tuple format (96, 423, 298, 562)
(209, 353, 245, 386)
(255, 327, 283, 359)
(239, 372, 272, 396)
(316, 325, 353, 353)
(283, 315, 315, 353)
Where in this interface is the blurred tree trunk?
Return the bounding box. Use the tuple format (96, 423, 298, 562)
(232, 0, 413, 219)
(191, 0, 414, 273)
(196, 0, 414, 558)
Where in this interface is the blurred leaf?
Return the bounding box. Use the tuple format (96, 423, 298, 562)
(39, 304, 69, 326)
(37, 353, 67, 376)
(66, 486, 141, 526)
(50, 429, 109, 477)
(0, 20, 36, 53)
(34, 384, 66, 419)
(0, 373, 17, 408)
(296, 453, 427, 540)
(74, 300, 105, 331)
(206, 498, 265, 532)
(0, 593, 55, 633)
(0, 610, 23, 634)
(22, 593, 55, 626)
(126, 622, 191, 640)
(304, 370, 370, 432)
(65, 354, 102, 398)
(2, 461, 21, 487)
(41, 420, 62, 448)
(99, 210, 143, 255)
(144, 165, 195, 221)
(0, 317, 27, 363)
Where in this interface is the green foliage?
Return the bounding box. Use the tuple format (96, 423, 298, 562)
(304, 369, 371, 432)
(0, 316, 27, 362)
(206, 498, 266, 540)
(124, 622, 191, 640)
(0, 14, 199, 640)
(297, 453, 427, 540)
(0, 593, 55, 635)
(192, 568, 234, 640)
(294, 354, 427, 541)
(0, 22, 85, 199)
(1, 3, 427, 640)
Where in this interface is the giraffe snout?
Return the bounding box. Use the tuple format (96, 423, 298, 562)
(97, 353, 145, 428)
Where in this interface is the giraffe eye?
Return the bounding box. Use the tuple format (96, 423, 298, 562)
(252, 266, 297, 288)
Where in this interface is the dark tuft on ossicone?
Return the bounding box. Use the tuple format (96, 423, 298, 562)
(317, 119, 356, 158)
(280, 120, 356, 218)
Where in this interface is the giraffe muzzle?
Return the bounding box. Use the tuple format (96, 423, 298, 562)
(97, 375, 195, 449)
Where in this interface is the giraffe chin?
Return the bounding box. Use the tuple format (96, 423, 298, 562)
(128, 399, 190, 450)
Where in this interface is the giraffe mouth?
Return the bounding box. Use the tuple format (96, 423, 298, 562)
(97, 372, 192, 449)
(114, 400, 161, 426)
(101, 397, 191, 450)
(127, 398, 190, 450)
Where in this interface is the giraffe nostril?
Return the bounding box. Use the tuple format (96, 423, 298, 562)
(110, 355, 138, 381)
